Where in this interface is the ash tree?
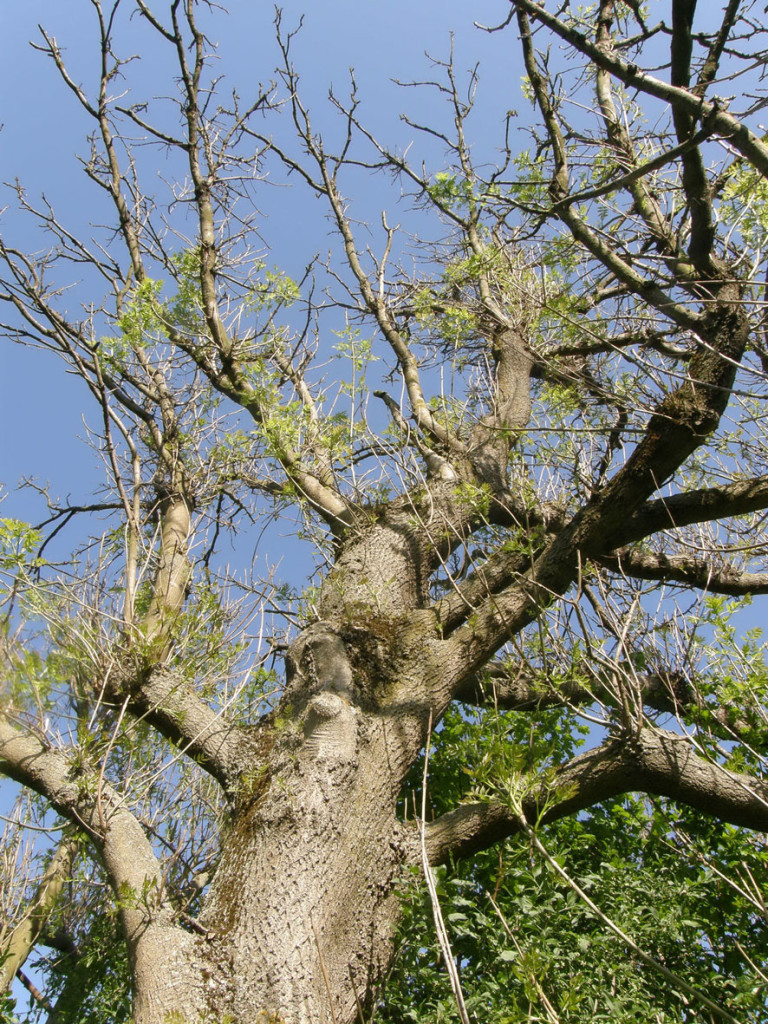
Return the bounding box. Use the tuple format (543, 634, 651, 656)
(2, 1, 768, 1022)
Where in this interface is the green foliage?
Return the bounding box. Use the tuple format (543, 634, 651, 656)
(413, 285, 479, 348)
(245, 264, 300, 313)
(721, 162, 768, 249)
(0, 995, 19, 1024)
(508, 148, 548, 208)
(44, 911, 132, 1024)
(691, 596, 768, 755)
(0, 947, 20, 1023)
(333, 326, 377, 375)
(0, 519, 45, 591)
(99, 278, 167, 372)
(426, 172, 477, 212)
(165, 571, 249, 686)
(118, 278, 166, 345)
(451, 482, 493, 518)
(166, 248, 206, 334)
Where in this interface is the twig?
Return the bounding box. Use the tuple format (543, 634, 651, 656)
(16, 968, 54, 1014)
(419, 711, 471, 1024)
(486, 890, 561, 1024)
(311, 915, 339, 1024)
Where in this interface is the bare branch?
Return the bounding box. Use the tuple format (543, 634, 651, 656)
(0, 832, 78, 993)
(0, 712, 171, 945)
(596, 548, 768, 595)
(510, 0, 768, 178)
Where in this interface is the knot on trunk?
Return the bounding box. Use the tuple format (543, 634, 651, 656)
(302, 691, 359, 763)
(285, 623, 355, 700)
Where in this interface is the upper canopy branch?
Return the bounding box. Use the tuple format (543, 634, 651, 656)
(264, 24, 473, 460)
(510, 0, 768, 179)
(622, 476, 768, 544)
(669, 0, 717, 275)
(25, 2, 353, 537)
(34, 10, 147, 284)
(593, 0, 679, 259)
(516, 7, 703, 332)
(596, 548, 768, 596)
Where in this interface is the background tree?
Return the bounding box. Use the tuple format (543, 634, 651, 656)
(2, 1, 768, 1021)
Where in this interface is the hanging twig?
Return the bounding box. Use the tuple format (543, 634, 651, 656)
(486, 890, 562, 1024)
(311, 915, 339, 1024)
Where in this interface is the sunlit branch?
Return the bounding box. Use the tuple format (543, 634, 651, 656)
(516, 7, 702, 333)
(596, 548, 768, 596)
(423, 726, 768, 865)
(621, 476, 768, 544)
(34, 13, 146, 282)
(0, 831, 78, 993)
(269, 21, 469, 459)
(670, 0, 716, 275)
(594, 0, 678, 257)
(0, 712, 173, 946)
(102, 664, 257, 794)
(509, 0, 768, 178)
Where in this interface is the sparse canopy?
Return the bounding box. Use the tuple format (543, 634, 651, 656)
(2, 2, 768, 1022)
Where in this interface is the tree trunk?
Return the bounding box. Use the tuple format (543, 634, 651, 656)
(197, 711, 410, 1024)
(133, 531, 434, 1024)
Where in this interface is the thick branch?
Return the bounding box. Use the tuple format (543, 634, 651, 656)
(439, 290, 752, 677)
(596, 549, 768, 595)
(456, 663, 760, 748)
(433, 546, 534, 636)
(517, 7, 702, 332)
(455, 663, 692, 718)
(511, 0, 768, 179)
(621, 476, 768, 544)
(424, 727, 768, 864)
(436, 274, 749, 688)
(142, 496, 192, 648)
(105, 665, 255, 794)
(670, 0, 716, 273)
(468, 328, 534, 486)
(0, 833, 78, 993)
(0, 714, 170, 946)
